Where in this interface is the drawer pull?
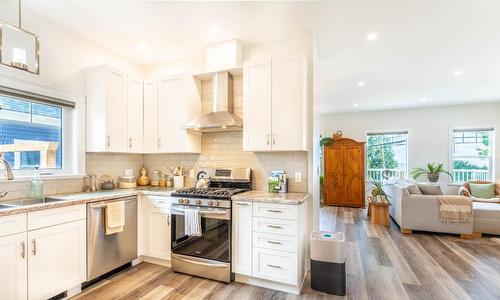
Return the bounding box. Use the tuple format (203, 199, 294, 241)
(267, 264, 282, 269)
(236, 202, 249, 206)
(267, 209, 282, 213)
(266, 240, 283, 245)
(20, 241, 25, 259)
(32, 239, 37, 256)
(267, 225, 283, 229)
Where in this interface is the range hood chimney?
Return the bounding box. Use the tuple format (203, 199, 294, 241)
(184, 71, 242, 132)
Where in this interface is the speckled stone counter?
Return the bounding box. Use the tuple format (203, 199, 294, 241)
(0, 187, 177, 217)
(231, 191, 310, 205)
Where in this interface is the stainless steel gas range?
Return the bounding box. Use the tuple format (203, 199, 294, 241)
(169, 168, 251, 282)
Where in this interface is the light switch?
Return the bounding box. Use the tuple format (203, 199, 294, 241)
(294, 171, 302, 183)
(189, 169, 195, 178)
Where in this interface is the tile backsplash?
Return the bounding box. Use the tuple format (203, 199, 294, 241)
(0, 178, 84, 201)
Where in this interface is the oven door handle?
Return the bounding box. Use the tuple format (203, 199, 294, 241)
(171, 254, 228, 268)
(171, 207, 228, 215)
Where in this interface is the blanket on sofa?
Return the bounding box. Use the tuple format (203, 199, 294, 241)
(437, 196, 473, 223)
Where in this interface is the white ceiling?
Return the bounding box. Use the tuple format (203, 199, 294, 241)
(15, 0, 500, 113)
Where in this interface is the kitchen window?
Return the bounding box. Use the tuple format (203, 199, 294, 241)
(366, 131, 408, 180)
(0, 87, 75, 177)
(451, 128, 494, 183)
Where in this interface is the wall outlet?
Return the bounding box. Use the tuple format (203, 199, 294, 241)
(294, 171, 302, 183)
(189, 169, 195, 178)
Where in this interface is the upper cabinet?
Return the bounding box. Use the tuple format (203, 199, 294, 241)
(243, 57, 308, 152)
(86, 65, 142, 153)
(143, 80, 159, 154)
(157, 74, 201, 153)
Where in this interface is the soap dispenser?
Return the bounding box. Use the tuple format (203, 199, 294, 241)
(31, 166, 43, 198)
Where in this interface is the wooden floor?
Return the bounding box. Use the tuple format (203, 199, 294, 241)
(73, 206, 500, 300)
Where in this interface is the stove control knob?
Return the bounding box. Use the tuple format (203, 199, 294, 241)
(184, 199, 190, 204)
(214, 201, 220, 207)
(208, 200, 213, 206)
(195, 200, 202, 205)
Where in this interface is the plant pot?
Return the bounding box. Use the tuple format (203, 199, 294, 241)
(427, 173, 440, 182)
(371, 188, 383, 197)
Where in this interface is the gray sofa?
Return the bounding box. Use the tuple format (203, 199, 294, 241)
(385, 178, 500, 236)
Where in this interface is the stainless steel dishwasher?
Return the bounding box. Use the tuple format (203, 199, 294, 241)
(87, 196, 138, 281)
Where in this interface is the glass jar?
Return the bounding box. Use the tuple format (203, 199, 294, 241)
(159, 174, 167, 187)
(166, 176, 173, 187)
(151, 170, 160, 187)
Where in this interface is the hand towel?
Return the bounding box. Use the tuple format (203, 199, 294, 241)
(105, 201, 125, 235)
(184, 208, 202, 236)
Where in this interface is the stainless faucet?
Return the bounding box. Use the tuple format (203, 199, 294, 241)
(0, 154, 14, 180)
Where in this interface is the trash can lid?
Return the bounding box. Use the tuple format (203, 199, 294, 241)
(311, 231, 345, 242)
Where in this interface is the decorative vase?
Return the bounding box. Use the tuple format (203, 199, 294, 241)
(427, 173, 440, 182)
(137, 167, 150, 186)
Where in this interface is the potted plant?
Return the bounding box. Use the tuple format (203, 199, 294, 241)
(410, 163, 452, 182)
(367, 177, 391, 204)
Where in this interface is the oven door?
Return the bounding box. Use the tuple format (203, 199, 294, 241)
(171, 205, 231, 262)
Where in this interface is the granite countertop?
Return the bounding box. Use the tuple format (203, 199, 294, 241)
(231, 191, 310, 205)
(0, 186, 177, 217)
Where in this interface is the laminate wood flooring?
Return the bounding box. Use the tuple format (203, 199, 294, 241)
(73, 206, 500, 300)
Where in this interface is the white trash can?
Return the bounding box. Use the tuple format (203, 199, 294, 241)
(310, 231, 346, 295)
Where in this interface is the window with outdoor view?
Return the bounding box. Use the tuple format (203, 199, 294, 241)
(366, 131, 408, 181)
(452, 128, 494, 183)
(0, 88, 75, 176)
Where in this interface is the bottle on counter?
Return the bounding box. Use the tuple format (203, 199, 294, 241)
(31, 166, 43, 198)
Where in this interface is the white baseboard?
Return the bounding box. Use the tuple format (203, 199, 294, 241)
(235, 274, 302, 295)
(141, 255, 171, 267)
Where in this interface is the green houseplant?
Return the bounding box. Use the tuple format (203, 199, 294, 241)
(410, 163, 452, 182)
(367, 177, 391, 203)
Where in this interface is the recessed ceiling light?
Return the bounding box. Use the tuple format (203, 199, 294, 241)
(209, 26, 220, 35)
(366, 33, 378, 41)
(453, 70, 463, 77)
(357, 81, 365, 87)
(420, 98, 427, 102)
(137, 43, 147, 51)
(353, 103, 359, 107)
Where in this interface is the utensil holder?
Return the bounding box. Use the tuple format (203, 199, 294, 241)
(174, 175, 184, 188)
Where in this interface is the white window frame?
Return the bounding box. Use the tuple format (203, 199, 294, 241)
(449, 127, 495, 184)
(364, 129, 409, 181)
(0, 75, 85, 179)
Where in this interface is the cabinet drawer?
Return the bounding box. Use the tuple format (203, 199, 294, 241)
(252, 247, 297, 285)
(0, 213, 26, 237)
(253, 217, 297, 236)
(28, 205, 86, 231)
(253, 202, 297, 220)
(253, 232, 297, 253)
(148, 196, 171, 209)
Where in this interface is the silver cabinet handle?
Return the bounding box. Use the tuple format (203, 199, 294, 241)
(266, 240, 283, 245)
(129, 137, 132, 148)
(267, 225, 283, 229)
(20, 241, 25, 259)
(166, 215, 170, 226)
(32, 239, 36, 256)
(236, 202, 249, 206)
(158, 138, 162, 149)
(267, 134, 270, 146)
(106, 135, 111, 147)
(267, 264, 282, 269)
(267, 209, 282, 213)
(272, 134, 276, 145)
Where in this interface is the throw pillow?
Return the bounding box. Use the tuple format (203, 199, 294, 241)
(469, 183, 495, 199)
(406, 184, 422, 195)
(417, 183, 443, 195)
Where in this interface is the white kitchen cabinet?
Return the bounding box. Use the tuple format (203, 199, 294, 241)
(0, 232, 27, 300)
(143, 80, 159, 153)
(27, 219, 86, 300)
(232, 201, 253, 276)
(243, 57, 308, 152)
(127, 76, 144, 153)
(157, 74, 201, 153)
(144, 196, 171, 260)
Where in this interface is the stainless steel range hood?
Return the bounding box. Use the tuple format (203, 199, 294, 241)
(184, 71, 242, 132)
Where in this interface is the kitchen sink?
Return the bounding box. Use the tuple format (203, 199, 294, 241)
(0, 204, 17, 210)
(0, 197, 66, 209)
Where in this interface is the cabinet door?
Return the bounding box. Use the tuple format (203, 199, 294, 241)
(243, 59, 272, 151)
(143, 80, 159, 153)
(232, 201, 253, 275)
(0, 233, 27, 300)
(146, 207, 171, 260)
(28, 220, 86, 300)
(105, 67, 128, 152)
(127, 77, 144, 153)
(343, 144, 365, 206)
(158, 75, 201, 153)
(324, 146, 344, 205)
(271, 57, 307, 151)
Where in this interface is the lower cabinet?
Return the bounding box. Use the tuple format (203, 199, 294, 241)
(0, 232, 27, 300)
(143, 196, 171, 260)
(232, 201, 253, 275)
(252, 247, 297, 285)
(28, 219, 86, 300)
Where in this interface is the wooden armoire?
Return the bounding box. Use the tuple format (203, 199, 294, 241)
(323, 134, 365, 207)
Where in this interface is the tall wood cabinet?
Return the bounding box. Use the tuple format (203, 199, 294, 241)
(323, 135, 365, 207)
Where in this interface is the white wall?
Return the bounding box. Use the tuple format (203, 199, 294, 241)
(320, 102, 500, 182)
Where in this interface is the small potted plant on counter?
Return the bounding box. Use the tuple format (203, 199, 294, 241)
(410, 163, 452, 183)
(367, 177, 391, 204)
